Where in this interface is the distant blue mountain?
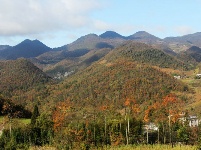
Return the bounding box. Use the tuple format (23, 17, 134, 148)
(0, 39, 52, 60)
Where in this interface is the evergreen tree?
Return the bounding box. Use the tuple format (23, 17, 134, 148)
(31, 105, 39, 126)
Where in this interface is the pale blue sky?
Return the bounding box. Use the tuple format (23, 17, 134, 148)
(0, 0, 200, 48)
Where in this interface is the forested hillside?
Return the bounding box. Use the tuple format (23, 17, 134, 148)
(104, 42, 192, 70)
(44, 48, 112, 77)
(1, 0, 201, 148)
(0, 96, 32, 118)
(0, 59, 51, 99)
(44, 42, 190, 113)
(35, 42, 192, 149)
(51, 59, 188, 108)
(0, 41, 196, 150)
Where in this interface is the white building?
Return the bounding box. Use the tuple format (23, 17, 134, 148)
(188, 115, 199, 127)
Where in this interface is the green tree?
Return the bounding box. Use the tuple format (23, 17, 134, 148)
(31, 105, 39, 126)
(177, 125, 189, 144)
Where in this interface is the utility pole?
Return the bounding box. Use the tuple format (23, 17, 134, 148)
(125, 107, 129, 145)
(168, 114, 172, 144)
(9, 115, 12, 136)
(158, 127, 160, 144)
(104, 115, 107, 145)
(146, 126, 149, 144)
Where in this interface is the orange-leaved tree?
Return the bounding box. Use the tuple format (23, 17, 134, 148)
(52, 99, 74, 131)
(143, 93, 183, 143)
(124, 98, 140, 145)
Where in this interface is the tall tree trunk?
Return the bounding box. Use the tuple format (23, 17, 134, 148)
(169, 114, 171, 144)
(93, 114, 96, 146)
(158, 128, 160, 144)
(162, 123, 166, 144)
(126, 127, 128, 145)
(146, 127, 149, 144)
(127, 116, 130, 144)
(104, 115, 107, 145)
(125, 107, 129, 145)
(9, 118, 11, 136)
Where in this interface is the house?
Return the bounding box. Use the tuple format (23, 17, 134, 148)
(178, 113, 200, 127)
(188, 115, 199, 127)
(174, 76, 181, 79)
(144, 122, 158, 132)
(196, 74, 201, 79)
(196, 74, 201, 77)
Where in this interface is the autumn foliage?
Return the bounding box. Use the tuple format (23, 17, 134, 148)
(144, 93, 183, 124)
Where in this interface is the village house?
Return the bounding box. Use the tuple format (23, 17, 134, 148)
(196, 74, 201, 77)
(179, 112, 200, 127)
(144, 122, 158, 131)
(145, 114, 200, 132)
(174, 75, 181, 79)
(188, 115, 199, 127)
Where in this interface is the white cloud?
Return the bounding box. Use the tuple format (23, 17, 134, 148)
(174, 26, 194, 35)
(115, 24, 137, 35)
(93, 20, 111, 31)
(0, 0, 101, 36)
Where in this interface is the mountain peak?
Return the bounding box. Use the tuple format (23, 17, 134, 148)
(0, 59, 50, 93)
(71, 33, 100, 44)
(0, 39, 52, 60)
(17, 39, 46, 46)
(129, 31, 158, 38)
(81, 33, 99, 38)
(127, 31, 160, 42)
(135, 31, 149, 34)
(99, 31, 125, 39)
(20, 39, 32, 44)
(33, 39, 42, 43)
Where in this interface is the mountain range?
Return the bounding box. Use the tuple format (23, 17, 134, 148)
(1, 31, 201, 59)
(0, 33, 200, 118)
(36, 41, 191, 113)
(1, 29, 201, 149)
(1, 31, 201, 78)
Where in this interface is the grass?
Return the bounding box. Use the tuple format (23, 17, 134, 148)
(0, 116, 4, 123)
(0, 116, 31, 130)
(100, 144, 197, 150)
(30, 144, 197, 150)
(181, 75, 201, 114)
(28, 144, 197, 150)
(17, 118, 31, 125)
(29, 146, 56, 150)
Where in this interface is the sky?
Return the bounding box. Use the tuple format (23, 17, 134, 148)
(0, 0, 201, 48)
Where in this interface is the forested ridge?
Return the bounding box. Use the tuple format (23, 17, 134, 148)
(110, 42, 193, 70)
(0, 58, 52, 108)
(34, 43, 193, 149)
(0, 96, 31, 118)
(50, 58, 188, 107)
(0, 42, 200, 149)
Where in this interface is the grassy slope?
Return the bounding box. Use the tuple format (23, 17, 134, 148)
(180, 69, 201, 116)
(0, 116, 30, 130)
